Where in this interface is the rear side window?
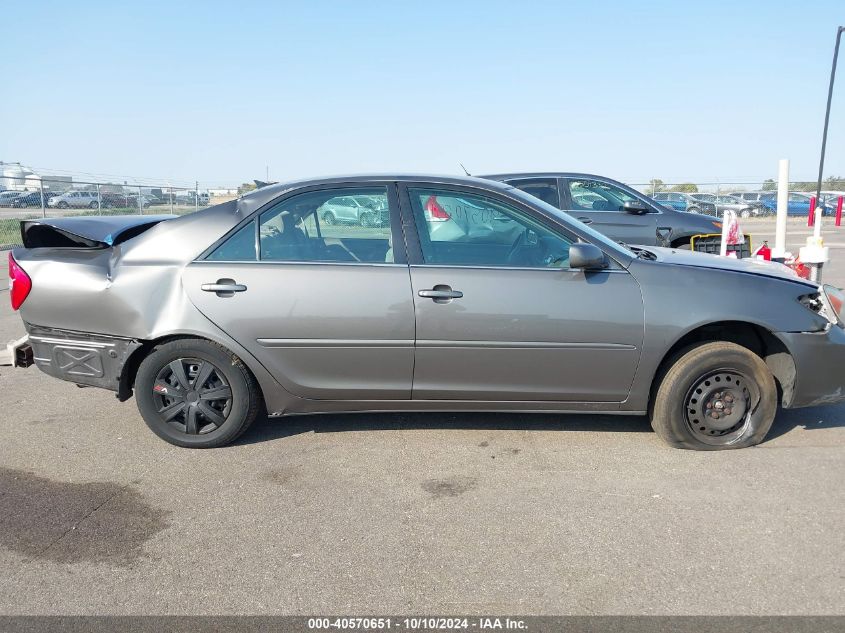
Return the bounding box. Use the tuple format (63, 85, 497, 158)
(206, 221, 257, 261)
(259, 187, 393, 263)
(506, 178, 560, 208)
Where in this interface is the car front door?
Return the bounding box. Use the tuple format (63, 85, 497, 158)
(182, 183, 415, 401)
(400, 183, 644, 402)
(562, 178, 659, 245)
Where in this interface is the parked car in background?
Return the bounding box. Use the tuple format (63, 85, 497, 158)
(652, 192, 718, 216)
(99, 192, 158, 209)
(318, 194, 389, 226)
(689, 193, 764, 218)
(731, 191, 773, 204)
(10, 174, 845, 452)
(820, 190, 845, 210)
(47, 190, 100, 209)
(10, 191, 59, 208)
(651, 192, 687, 212)
(759, 192, 836, 217)
(0, 191, 25, 207)
(482, 173, 723, 248)
(174, 191, 210, 206)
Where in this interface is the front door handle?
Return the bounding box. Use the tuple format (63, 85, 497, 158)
(418, 285, 463, 303)
(577, 216, 593, 224)
(202, 279, 247, 297)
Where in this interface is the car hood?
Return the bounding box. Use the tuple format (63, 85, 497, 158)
(639, 245, 816, 288)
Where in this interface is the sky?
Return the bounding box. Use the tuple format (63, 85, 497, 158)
(1, 0, 844, 188)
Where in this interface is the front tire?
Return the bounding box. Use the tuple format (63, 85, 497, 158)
(322, 211, 336, 225)
(650, 341, 776, 450)
(135, 339, 261, 448)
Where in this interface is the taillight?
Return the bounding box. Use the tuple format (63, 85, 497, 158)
(8, 253, 32, 311)
(424, 195, 451, 221)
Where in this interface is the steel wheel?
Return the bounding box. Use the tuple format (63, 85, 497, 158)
(683, 369, 756, 446)
(151, 357, 232, 435)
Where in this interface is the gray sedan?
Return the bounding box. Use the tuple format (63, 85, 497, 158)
(482, 173, 724, 248)
(8, 175, 845, 450)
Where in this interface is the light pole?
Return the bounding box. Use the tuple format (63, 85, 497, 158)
(804, 26, 844, 283)
(815, 26, 844, 207)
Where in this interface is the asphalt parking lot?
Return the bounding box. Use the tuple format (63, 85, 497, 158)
(0, 216, 843, 615)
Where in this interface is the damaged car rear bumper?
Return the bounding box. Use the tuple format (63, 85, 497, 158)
(24, 324, 141, 394)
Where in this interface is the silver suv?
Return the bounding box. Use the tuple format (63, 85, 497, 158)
(317, 194, 388, 227)
(48, 190, 99, 209)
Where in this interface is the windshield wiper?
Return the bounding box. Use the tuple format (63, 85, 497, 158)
(618, 242, 655, 260)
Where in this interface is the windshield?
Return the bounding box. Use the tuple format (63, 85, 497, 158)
(507, 187, 634, 260)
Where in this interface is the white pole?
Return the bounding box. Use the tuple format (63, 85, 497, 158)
(39, 179, 46, 218)
(814, 196, 823, 241)
(773, 159, 789, 259)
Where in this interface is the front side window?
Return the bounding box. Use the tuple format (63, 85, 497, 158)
(566, 179, 637, 212)
(408, 187, 573, 268)
(506, 178, 560, 208)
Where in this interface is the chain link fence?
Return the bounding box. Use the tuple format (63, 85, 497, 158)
(627, 180, 845, 220)
(3, 172, 843, 249)
(0, 177, 237, 249)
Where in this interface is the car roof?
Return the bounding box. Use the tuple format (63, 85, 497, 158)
(479, 172, 622, 182)
(238, 173, 515, 209)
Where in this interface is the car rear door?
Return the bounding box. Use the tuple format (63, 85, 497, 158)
(399, 182, 644, 402)
(561, 177, 659, 245)
(182, 182, 415, 401)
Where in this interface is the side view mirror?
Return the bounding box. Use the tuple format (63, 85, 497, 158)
(569, 243, 607, 270)
(623, 200, 649, 214)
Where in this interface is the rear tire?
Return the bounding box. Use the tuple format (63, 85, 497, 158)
(135, 339, 261, 448)
(89, 201, 98, 209)
(650, 341, 776, 450)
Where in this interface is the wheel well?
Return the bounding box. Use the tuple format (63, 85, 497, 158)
(649, 321, 796, 408)
(670, 236, 692, 248)
(117, 335, 260, 402)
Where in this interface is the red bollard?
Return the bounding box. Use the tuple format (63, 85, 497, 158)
(837, 196, 844, 227)
(808, 196, 817, 227)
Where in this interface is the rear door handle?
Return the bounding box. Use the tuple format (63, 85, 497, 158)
(202, 279, 247, 297)
(577, 216, 593, 224)
(418, 285, 463, 303)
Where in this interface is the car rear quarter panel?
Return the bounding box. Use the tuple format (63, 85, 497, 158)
(13, 200, 299, 413)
